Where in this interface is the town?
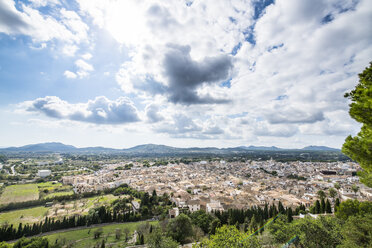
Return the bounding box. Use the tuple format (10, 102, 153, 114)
(62, 159, 371, 214)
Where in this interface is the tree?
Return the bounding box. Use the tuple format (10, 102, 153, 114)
(287, 208, 293, 223)
(352, 184, 359, 195)
(249, 215, 257, 233)
(329, 188, 337, 199)
(94, 228, 103, 239)
(13, 237, 49, 248)
(334, 182, 341, 190)
(342, 62, 372, 187)
(335, 198, 341, 211)
(290, 216, 343, 248)
(321, 198, 326, 213)
(123, 227, 130, 241)
(147, 228, 179, 248)
(209, 218, 221, 235)
(167, 214, 193, 244)
(315, 200, 321, 214)
(317, 190, 326, 200)
(339, 213, 372, 247)
(335, 199, 360, 220)
(100, 239, 105, 248)
(115, 228, 121, 240)
(325, 199, 332, 214)
(194, 225, 261, 248)
(189, 210, 215, 234)
(0, 242, 11, 248)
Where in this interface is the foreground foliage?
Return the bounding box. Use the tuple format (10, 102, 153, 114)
(194, 225, 261, 248)
(343, 61, 372, 187)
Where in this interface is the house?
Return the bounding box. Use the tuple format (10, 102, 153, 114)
(131, 201, 140, 212)
(38, 170, 51, 177)
(206, 201, 224, 213)
(169, 208, 180, 218)
(187, 199, 201, 212)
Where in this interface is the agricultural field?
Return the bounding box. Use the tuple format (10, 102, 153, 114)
(0, 184, 39, 205)
(45, 221, 158, 248)
(0, 206, 48, 226)
(37, 181, 74, 199)
(44, 191, 74, 199)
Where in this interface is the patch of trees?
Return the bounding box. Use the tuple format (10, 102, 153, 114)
(287, 174, 306, 180)
(195, 199, 372, 247)
(0, 155, 7, 164)
(259, 168, 277, 176)
(342, 62, 372, 187)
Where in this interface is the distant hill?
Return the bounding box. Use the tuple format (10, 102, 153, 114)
(1, 142, 76, 152)
(0, 142, 340, 154)
(237, 145, 281, 151)
(301, 145, 340, 151)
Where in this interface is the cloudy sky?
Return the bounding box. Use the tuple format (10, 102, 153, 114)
(0, 0, 371, 149)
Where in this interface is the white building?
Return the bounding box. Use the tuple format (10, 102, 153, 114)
(38, 169, 51, 177)
(169, 208, 180, 218)
(206, 201, 224, 213)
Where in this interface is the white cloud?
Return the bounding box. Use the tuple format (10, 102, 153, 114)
(81, 53, 92, 60)
(0, 0, 89, 50)
(3, 0, 371, 148)
(75, 59, 94, 78)
(62, 44, 78, 56)
(28, 0, 60, 8)
(63, 70, 77, 79)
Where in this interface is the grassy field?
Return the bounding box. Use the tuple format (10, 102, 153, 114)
(38, 181, 74, 199)
(0, 206, 48, 226)
(44, 191, 74, 199)
(0, 184, 39, 205)
(37, 182, 63, 191)
(45, 221, 158, 248)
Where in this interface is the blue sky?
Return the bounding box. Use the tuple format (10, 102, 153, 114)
(0, 0, 371, 148)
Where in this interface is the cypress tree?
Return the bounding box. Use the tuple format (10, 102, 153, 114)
(320, 198, 326, 213)
(325, 199, 332, 213)
(335, 198, 340, 211)
(287, 208, 293, 223)
(315, 200, 321, 214)
(249, 215, 257, 233)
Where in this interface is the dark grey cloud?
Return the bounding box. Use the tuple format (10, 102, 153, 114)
(163, 44, 233, 104)
(145, 104, 164, 123)
(203, 126, 224, 135)
(146, 4, 179, 30)
(134, 76, 167, 96)
(0, 1, 29, 32)
(25, 96, 140, 125)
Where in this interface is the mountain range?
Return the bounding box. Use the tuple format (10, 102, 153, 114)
(0, 142, 340, 154)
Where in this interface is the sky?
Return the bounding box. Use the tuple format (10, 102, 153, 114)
(0, 0, 371, 149)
